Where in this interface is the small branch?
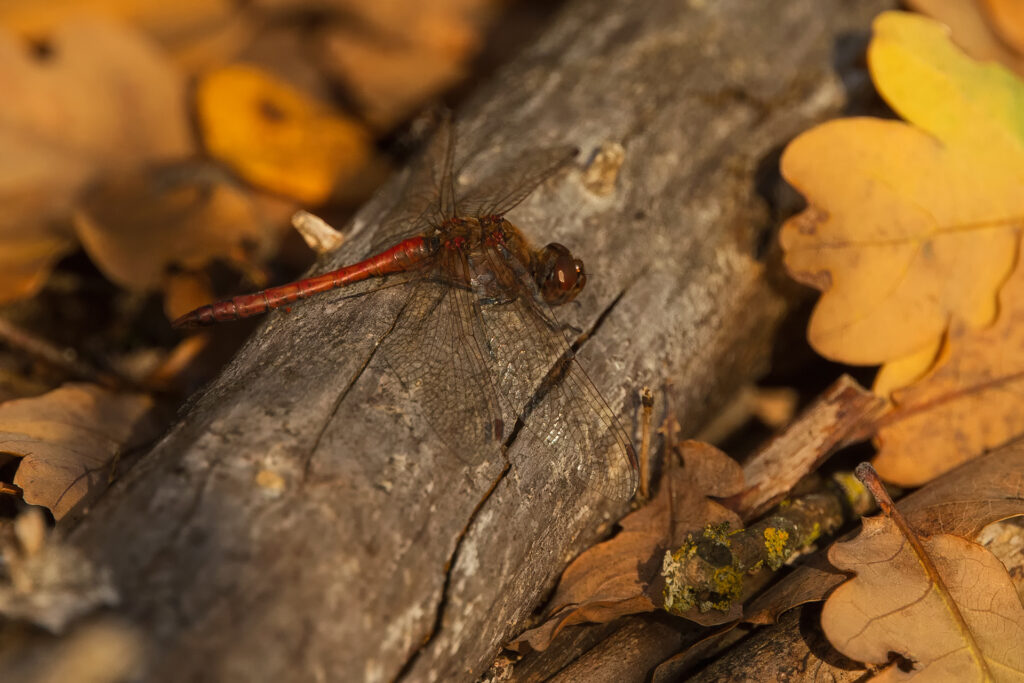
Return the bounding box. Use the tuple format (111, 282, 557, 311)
(638, 387, 654, 500)
(0, 317, 127, 390)
(661, 474, 875, 617)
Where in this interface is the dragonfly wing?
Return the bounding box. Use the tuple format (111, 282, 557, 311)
(377, 255, 506, 464)
(367, 115, 455, 251)
(456, 145, 578, 218)
(474, 246, 638, 501)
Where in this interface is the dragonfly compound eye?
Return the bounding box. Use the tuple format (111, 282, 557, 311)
(537, 243, 587, 305)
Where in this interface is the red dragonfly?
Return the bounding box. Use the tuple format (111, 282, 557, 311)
(174, 118, 638, 501)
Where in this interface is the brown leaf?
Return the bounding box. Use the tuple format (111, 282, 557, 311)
(874, 258, 1024, 487)
(320, 27, 473, 131)
(822, 514, 1024, 679)
(0, 384, 159, 520)
(313, 0, 496, 128)
(73, 165, 289, 294)
(744, 441, 1024, 625)
(511, 441, 743, 652)
(0, 17, 193, 303)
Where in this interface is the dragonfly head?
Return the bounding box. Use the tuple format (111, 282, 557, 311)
(536, 243, 587, 305)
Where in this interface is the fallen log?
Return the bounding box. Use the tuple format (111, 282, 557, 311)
(68, 0, 893, 680)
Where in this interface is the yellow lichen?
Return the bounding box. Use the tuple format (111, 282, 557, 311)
(763, 527, 791, 570)
(703, 521, 734, 546)
(702, 566, 743, 612)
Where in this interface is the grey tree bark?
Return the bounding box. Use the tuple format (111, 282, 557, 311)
(68, 0, 894, 680)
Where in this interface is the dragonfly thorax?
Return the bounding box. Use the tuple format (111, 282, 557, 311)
(439, 217, 587, 307)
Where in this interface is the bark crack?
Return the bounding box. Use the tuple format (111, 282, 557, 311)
(394, 458, 512, 682)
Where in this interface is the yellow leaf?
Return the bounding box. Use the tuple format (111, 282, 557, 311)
(197, 64, 372, 204)
(870, 11, 1024, 161)
(871, 336, 943, 397)
(779, 12, 1024, 383)
(0, 384, 158, 521)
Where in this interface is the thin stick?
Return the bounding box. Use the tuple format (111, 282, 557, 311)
(638, 386, 654, 499)
(0, 481, 23, 497)
(0, 317, 125, 389)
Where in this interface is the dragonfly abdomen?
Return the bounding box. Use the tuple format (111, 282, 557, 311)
(172, 236, 435, 329)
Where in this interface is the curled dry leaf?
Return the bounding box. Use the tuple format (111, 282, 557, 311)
(510, 441, 743, 652)
(197, 63, 372, 204)
(0, 384, 160, 520)
(72, 164, 287, 297)
(822, 511, 1024, 680)
(907, 0, 1024, 76)
(874, 258, 1024, 486)
(0, 17, 193, 304)
(779, 12, 1024, 390)
(744, 441, 1024, 626)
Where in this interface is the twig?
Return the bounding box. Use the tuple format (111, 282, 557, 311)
(0, 317, 126, 390)
(638, 387, 654, 500)
(661, 474, 875, 616)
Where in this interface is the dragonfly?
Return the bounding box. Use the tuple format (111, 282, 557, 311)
(174, 118, 639, 501)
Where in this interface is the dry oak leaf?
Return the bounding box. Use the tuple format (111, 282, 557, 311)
(0, 17, 193, 304)
(744, 441, 1024, 626)
(0, 383, 159, 521)
(197, 63, 372, 204)
(72, 164, 289, 298)
(874, 257, 1024, 486)
(779, 12, 1024, 388)
(822, 513, 1024, 681)
(907, 0, 1024, 76)
(511, 441, 743, 652)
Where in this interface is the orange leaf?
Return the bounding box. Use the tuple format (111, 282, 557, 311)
(981, 0, 1024, 55)
(197, 64, 372, 203)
